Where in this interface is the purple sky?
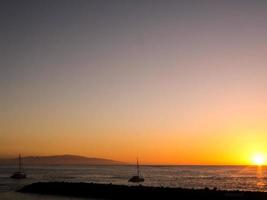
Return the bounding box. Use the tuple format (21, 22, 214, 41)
(1, 0, 267, 163)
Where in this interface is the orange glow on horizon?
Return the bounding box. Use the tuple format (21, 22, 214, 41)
(1, 124, 267, 165)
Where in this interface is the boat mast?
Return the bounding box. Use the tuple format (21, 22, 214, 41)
(137, 158, 140, 177)
(19, 154, 22, 172)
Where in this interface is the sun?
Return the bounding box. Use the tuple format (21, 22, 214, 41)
(252, 154, 265, 166)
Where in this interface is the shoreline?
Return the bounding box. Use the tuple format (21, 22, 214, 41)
(18, 182, 267, 200)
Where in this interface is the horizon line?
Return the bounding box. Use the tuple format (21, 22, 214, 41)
(0, 154, 262, 166)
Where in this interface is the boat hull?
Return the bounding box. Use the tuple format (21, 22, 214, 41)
(128, 176, 144, 183)
(11, 172, 26, 179)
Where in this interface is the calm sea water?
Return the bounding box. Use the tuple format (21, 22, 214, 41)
(0, 165, 266, 199)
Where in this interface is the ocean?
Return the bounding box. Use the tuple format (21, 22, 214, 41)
(0, 165, 266, 199)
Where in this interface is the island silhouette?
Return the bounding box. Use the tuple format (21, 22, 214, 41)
(0, 155, 125, 165)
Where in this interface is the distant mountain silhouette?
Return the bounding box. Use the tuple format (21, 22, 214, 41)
(0, 155, 125, 165)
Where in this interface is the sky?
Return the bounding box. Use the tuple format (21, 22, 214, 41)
(1, 0, 267, 164)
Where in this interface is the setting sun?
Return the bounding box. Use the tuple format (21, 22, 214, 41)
(252, 154, 265, 166)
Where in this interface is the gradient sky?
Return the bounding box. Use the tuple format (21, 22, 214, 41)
(1, 0, 267, 164)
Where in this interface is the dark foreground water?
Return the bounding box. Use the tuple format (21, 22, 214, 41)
(0, 165, 266, 199)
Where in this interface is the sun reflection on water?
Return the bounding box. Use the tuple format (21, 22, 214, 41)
(256, 166, 265, 189)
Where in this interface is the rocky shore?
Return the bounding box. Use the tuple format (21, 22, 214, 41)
(18, 182, 267, 200)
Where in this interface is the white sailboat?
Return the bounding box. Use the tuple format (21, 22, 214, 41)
(128, 158, 144, 182)
(11, 154, 26, 179)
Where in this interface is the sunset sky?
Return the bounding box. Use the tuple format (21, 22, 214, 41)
(1, 0, 267, 164)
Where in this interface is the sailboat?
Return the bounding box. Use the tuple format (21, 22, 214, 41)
(128, 158, 144, 183)
(11, 154, 27, 179)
